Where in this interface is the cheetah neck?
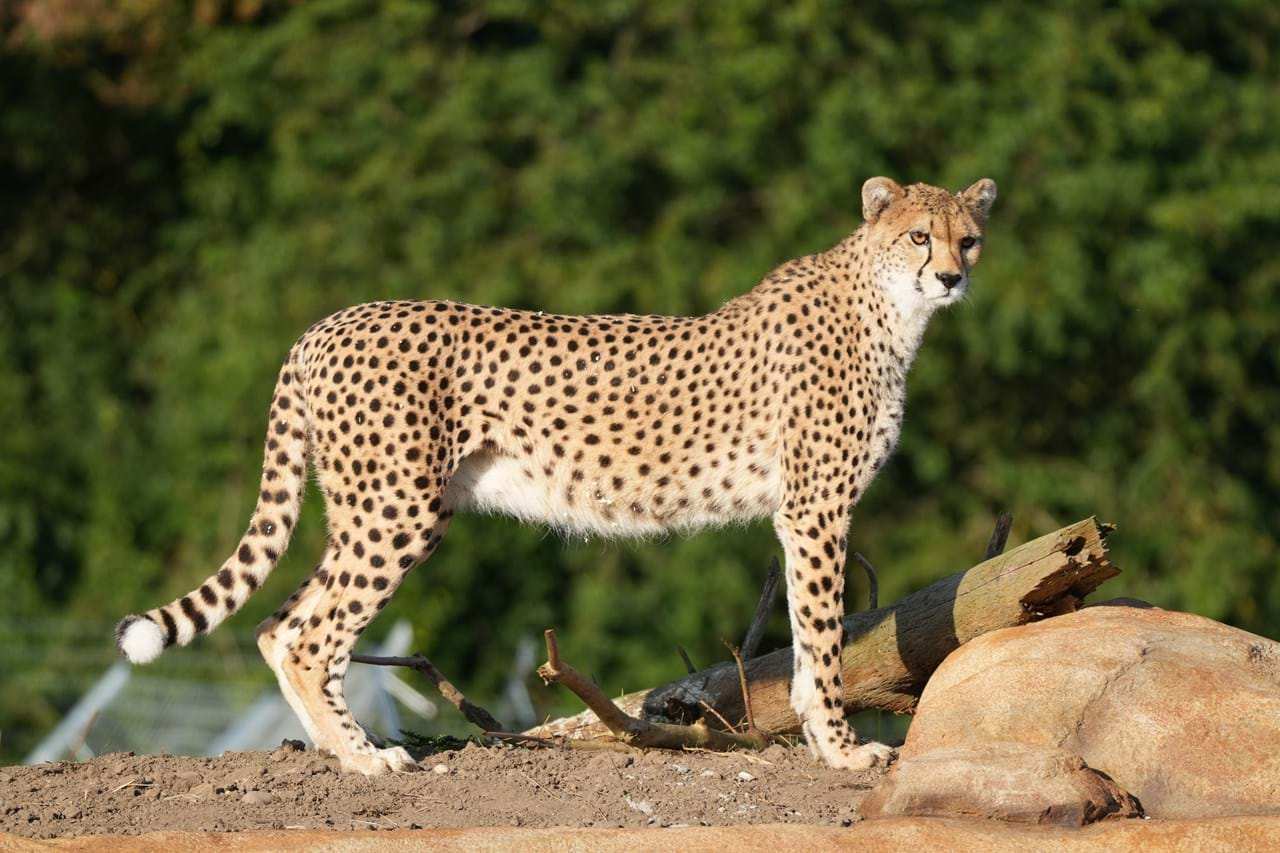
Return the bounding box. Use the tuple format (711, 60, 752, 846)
(836, 229, 933, 372)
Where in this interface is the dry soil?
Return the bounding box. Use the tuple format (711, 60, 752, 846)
(1, 739, 885, 839)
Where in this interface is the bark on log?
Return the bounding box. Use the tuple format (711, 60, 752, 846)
(527, 517, 1117, 740)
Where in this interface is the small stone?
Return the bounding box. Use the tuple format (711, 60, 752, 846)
(280, 739, 306, 752)
(700, 770, 718, 778)
(431, 764, 450, 775)
(188, 782, 216, 799)
(241, 790, 275, 806)
(736, 771, 755, 782)
(625, 796, 654, 816)
(670, 763, 690, 774)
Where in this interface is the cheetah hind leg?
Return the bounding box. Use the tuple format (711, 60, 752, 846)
(271, 551, 415, 775)
(262, 514, 449, 774)
(256, 565, 333, 751)
(255, 554, 413, 772)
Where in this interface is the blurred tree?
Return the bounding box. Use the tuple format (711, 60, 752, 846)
(1, 0, 1277, 761)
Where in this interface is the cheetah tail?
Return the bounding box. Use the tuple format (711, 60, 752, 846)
(115, 342, 310, 664)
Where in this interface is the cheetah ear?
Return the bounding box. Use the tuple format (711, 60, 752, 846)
(960, 178, 998, 224)
(861, 177, 903, 224)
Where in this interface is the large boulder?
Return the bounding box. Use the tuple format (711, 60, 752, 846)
(887, 606, 1280, 819)
(861, 742, 1142, 825)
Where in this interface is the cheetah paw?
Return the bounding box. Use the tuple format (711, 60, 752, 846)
(338, 745, 418, 776)
(839, 741, 896, 771)
(818, 740, 894, 771)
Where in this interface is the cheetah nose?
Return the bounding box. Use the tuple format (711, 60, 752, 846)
(935, 272, 963, 291)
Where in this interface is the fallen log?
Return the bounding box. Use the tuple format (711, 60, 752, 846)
(527, 517, 1117, 740)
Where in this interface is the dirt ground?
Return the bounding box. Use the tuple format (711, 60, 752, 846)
(0, 739, 887, 839)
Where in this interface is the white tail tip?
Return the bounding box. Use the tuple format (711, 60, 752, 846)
(117, 616, 165, 664)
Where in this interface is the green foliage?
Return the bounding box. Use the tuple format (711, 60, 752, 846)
(2, 0, 1277, 762)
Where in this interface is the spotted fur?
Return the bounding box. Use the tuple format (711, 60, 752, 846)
(116, 176, 997, 774)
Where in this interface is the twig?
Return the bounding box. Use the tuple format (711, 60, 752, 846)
(537, 629, 769, 752)
(680, 747, 777, 766)
(723, 640, 757, 734)
(853, 552, 879, 610)
(698, 700, 740, 734)
(519, 769, 559, 799)
(352, 652, 505, 733)
(676, 645, 697, 675)
(740, 557, 781, 659)
(985, 512, 1014, 559)
(485, 731, 558, 747)
(485, 731, 634, 752)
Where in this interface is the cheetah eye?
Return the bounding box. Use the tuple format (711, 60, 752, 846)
(960, 236, 977, 249)
(910, 231, 929, 246)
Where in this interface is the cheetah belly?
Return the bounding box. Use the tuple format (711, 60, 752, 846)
(446, 446, 784, 539)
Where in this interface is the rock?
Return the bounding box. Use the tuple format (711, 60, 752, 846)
(431, 764, 450, 775)
(1088, 597, 1158, 610)
(899, 606, 1280, 819)
(241, 790, 275, 806)
(19, 818, 1280, 851)
(624, 796, 654, 816)
(861, 743, 1142, 826)
(173, 771, 203, 789)
(736, 771, 755, 783)
(187, 782, 216, 799)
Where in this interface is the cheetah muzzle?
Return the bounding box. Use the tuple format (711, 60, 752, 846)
(116, 176, 997, 774)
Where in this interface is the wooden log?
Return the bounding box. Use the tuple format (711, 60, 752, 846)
(527, 517, 1118, 740)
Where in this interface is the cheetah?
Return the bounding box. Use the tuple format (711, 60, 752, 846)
(116, 176, 997, 775)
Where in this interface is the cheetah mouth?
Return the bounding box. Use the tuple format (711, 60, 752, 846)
(915, 281, 966, 303)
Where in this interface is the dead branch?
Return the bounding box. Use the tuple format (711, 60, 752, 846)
(536, 630, 770, 752)
(484, 731, 635, 752)
(740, 557, 781, 659)
(985, 511, 1014, 559)
(528, 517, 1118, 741)
(697, 700, 739, 734)
(351, 652, 505, 733)
(724, 641, 757, 734)
(853, 552, 879, 610)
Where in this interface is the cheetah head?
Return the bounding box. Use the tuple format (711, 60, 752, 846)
(860, 176, 997, 319)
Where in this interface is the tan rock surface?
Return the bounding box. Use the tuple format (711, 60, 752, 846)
(900, 606, 1280, 818)
(5, 816, 1280, 852)
(861, 743, 1142, 825)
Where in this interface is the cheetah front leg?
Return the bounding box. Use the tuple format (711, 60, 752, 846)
(774, 502, 893, 771)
